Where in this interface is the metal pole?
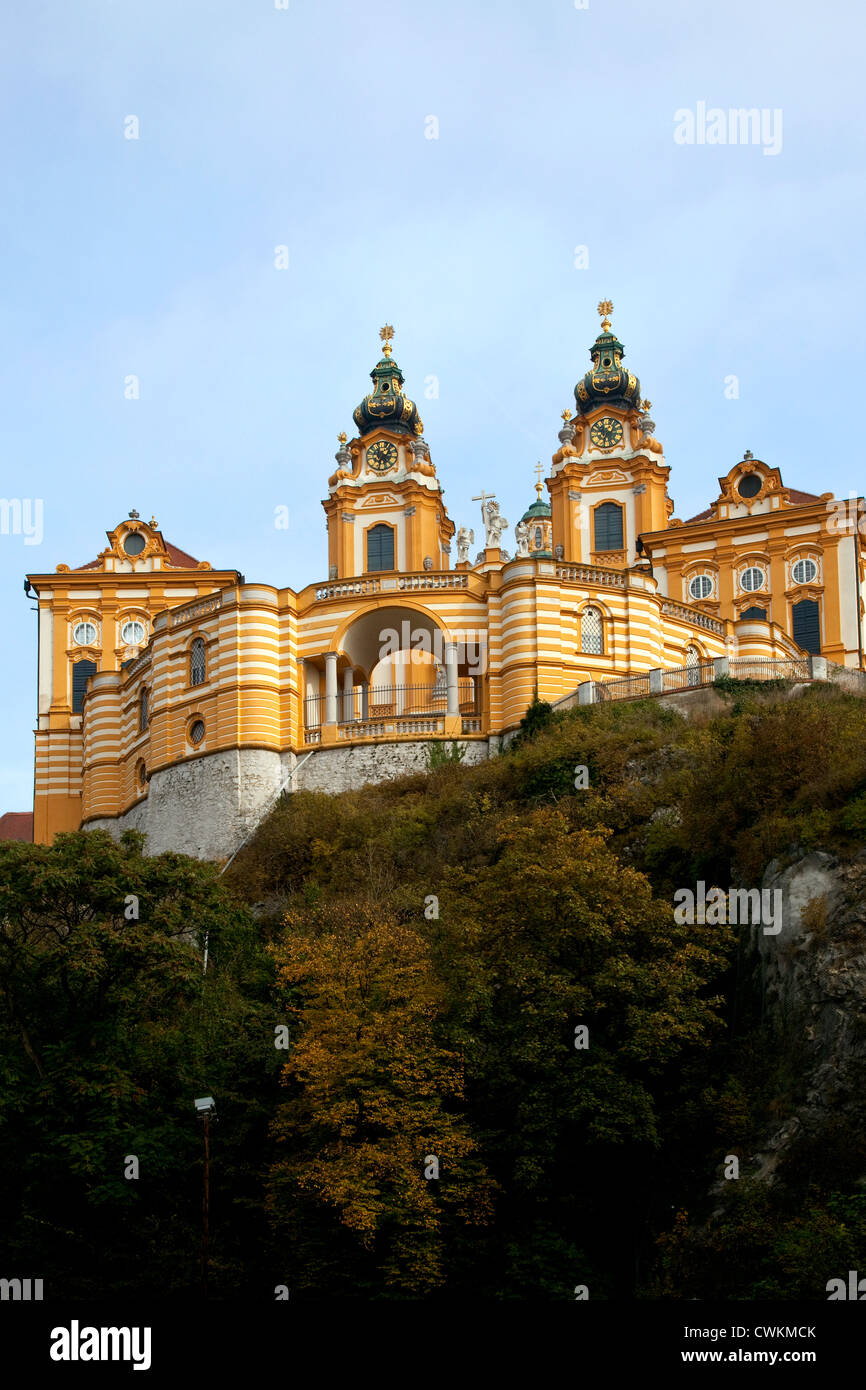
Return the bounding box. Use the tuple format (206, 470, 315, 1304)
(202, 1114, 210, 1299)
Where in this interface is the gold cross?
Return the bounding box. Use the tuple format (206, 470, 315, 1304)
(534, 462, 544, 486)
(597, 299, 613, 331)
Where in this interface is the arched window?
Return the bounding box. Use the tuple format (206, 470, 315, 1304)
(593, 502, 624, 552)
(139, 687, 149, 733)
(686, 644, 700, 686)
(190, 637, 206, 687)
(741, 605, 767, 620)
(534, 526, 543, 549)
(792, 598, 820, 654)
(72, 659, 97, 714)
(367, 524, 395, 572)
(581, 606, 603, 655)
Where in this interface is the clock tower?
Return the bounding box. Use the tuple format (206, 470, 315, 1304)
(322, 326, 455, 578)
(548, 302, 673, 565)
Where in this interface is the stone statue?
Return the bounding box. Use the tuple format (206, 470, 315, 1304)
(482, 498, 508, 548)
(515, 519, 530, 557)
(456, 525, 474, 564)
(554, 543, 564, 560)
(423, 555, 433, 571)
(329, 563, 338, 580)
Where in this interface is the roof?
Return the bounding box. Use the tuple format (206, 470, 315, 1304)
(684, 488, 822, 525)
(76, 541, 201, 570)
(0, 812, 33, 842)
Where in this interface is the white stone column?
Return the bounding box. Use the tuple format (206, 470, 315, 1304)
(445, 641, 459, 717)
(342, 668, 354, 721)
(324, 652, 338, 725)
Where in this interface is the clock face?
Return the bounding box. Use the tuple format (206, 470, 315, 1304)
(590, 417, 624, 450)
(366, 440, 398, 473)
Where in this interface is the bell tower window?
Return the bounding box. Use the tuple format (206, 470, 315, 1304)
(367, 524, 395, 572)
(594, 502, 624, 552)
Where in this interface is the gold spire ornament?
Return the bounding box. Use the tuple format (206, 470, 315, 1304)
(561, 408, 572, 422)
(641, 398, 652, 414)
(338, 431, 347, 444)
(597, 300, 613, 332)
(534, 461, 545, 495)
(379, 324, 395, 358)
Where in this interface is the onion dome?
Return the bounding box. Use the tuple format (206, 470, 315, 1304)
(574, 300, 641, 416)
(352, 325, 423, 439)
(518, 468, 553, 557)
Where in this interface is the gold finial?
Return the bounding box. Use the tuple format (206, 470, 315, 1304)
(561, 408, 572, 422)
(338, 431, 347, 444)
(379, 323, 395, 358)
(149, 516, 158, 529)
(641, 398, 652, 414)
(597, 299, 613, 332)
(534, 461, 545, 496)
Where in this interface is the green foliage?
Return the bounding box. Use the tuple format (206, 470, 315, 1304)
(426, 739, 465, 770)
(3, 682, 866, 1300)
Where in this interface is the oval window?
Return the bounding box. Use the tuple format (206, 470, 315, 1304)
(189, 718, 205, 746)
(73, 621, 97, 646)
(688, 575, 713, 600)
(121, 620, 146, 645)
(792, 558, 817, 585)
(738, 474, 762, 499)
(124, 532, 146, 556)
(741, 567, 765, 592)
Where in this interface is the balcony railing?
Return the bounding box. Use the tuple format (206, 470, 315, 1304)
(169, 592, 223, 628)
(304, 679, 480, 732)
(556, 563, 627, 588)
(661, 599, 726, 636)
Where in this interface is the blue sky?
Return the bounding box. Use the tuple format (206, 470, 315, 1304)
(1, 0, 864, 810)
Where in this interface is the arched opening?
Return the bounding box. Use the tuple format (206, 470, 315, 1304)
(304, 605, 483, 737)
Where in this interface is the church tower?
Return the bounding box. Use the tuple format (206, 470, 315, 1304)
(548, 302, 672, 564)
(322, 326, 455, 579)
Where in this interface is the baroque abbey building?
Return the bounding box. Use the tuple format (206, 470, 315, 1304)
(23, 309, 866, 859)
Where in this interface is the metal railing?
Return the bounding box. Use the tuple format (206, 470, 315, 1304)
(661, 661, 716, 692)
(729, 656, 811, 682)
(304, 679, 480, 730)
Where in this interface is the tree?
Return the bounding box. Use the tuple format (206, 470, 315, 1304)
(267, 901, 496, 1295)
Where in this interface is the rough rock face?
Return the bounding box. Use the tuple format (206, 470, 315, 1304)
(746, 849, 866, 1182)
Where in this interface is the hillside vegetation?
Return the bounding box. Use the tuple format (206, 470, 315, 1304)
(2, 681, 865, 1299)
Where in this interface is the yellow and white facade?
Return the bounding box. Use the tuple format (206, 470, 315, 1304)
(26, 314, 866, 857)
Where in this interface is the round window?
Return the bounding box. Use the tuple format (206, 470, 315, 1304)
(121, 620, 146, 645)
(137, 760, 147, 789)
(189, 718, 205, 746)
(688, 575, 713, 600)
(741, 566, 765, 592)
(123, 532, 146, 556)
(73, 621, 97, 646)
(737, 474, 762, 499)
(792, 558, 817, 585)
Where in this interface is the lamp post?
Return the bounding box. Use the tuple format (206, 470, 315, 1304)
(194, 1095, 217, 1298)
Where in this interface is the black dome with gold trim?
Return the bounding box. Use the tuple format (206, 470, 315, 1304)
(352, 327, 423, 439)
(574, 302, 641, 417)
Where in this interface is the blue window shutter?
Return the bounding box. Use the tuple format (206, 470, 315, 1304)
(792, 599, 820, 654)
